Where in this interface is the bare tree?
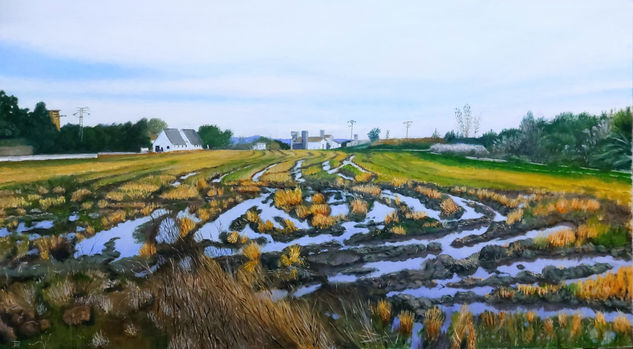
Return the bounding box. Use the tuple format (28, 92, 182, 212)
(347, 120, 356, 139)
(455, 104, 473, 137)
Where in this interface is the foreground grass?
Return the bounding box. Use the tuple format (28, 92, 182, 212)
(354, 152, 631, 205)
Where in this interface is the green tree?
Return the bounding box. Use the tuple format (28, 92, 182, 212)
(147, 118, 168, 139)
(0, 90, 28, 139)
(198, 125, 233, 149)
(25, 102, 58, 153)
(367, 128, 381, 142)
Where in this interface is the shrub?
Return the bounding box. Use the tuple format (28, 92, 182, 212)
(242, 242, 261, 272)
(179, 217, 196, 237)
(245, 210, 260, 223)
(312, 193, 325, 204)
(39, 196, 66, 210)
(375, 300, 391, 324)
(384, 211, 399, 224)
(614, 313, 632, 336)
(279, 245, 302, 267)
(415, 186, 442, 199)
(351, 184, 381, 196)
(440, 198, 459, 216)
(0, 196, 28, 209)
(391, 177, 408, 187)
(547, 229, 576, 247)
(283, 219, 297, 233)
(257, 220, 275, 232)
(160, 185, 200, 200)
(391, 226, 406, 235)
(505, 209, 523, 225)
(424, 307, 444, 342)
(576, 266, 632, 301)
(274, 188, 303, 209)
(398, 311, 414, 336)
(310, 204, 331, 216)
(33, 236, 66, 260)
(227, 231, 240, 244)
(196, 178, 208, 190)
(295, 205, 310, 219)
(311, 214, 335, 229)
(405, 211, 427, 220)
(350, 199, 368, 215)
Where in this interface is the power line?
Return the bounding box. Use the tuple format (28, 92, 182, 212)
(73, 107, 90, 141)
(403, 120, 413, 139)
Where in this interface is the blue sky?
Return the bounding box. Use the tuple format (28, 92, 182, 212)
(0, 0, 631, 138)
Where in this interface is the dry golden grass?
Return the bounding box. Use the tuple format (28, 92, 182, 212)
(37, 186, 49, 195)
(97, 199, 108, 208)
(206, 187, 225, 197)
(52, 186, 65, 194)
(195, 178, 208, 190)
(226, 231, 240, 244)
(440, 197, 459, 216)
(279, 245, 302, 267)
(517, 283, 561, 297)
(576, 266, 632, 301)
(351, 184, 381, 196)
(0, 195, 28, 209)
(295, 205, 310, 219)
(81, 201, 93, 210)
(245, 210, 260, 223)
(547, 229, 576, 247)
(39, 196, 66, 210)
(148, 256, 332, 348)
(242, 242, 261, 272)
(70, 188, 92, 202)
(101, 209, 127, 227)
(282, 219, 297, 233)
(505, 209, 523, 225)
(398, 311, 414, 336)
(160, 185, 200, 200)
(375, 299, 391, 324)
(424, 307, 444, 342)
(350, 199, 368, 215)
(391, 177, 408, 187)
(139, 241, 156, 256)
(236, 184, 261, 193)
(33, 235, 65, 260)
(26, 193, 41, 201)
(257, 220, 275, 232)
(391, 226, 406, 235)
(311, 214, 336, 229)
(614, 313, 632, 335)
(179, 217, 196, 238)
(384, 211, 399, 224)
(533, 197, 602, 216)
(310, 204, 331, 216)
(576, 221, 610, 245)
(312, 192, 325, 204)
(274, 188, 303, 209)
(415, 186, 442, 199)
(405, 211, 428, 220)
(451, 305, 476, 349)
(355, 172, 373, 183)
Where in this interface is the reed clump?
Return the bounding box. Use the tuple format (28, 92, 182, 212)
(350, 199, 368, 216)
(160, 185, 199, 200)
(274, 188, 303, 209)
(440, 197, 459, 216)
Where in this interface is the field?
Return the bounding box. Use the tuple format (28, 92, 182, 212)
(0, 149, 631, 348)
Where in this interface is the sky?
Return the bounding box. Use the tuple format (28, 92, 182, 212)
(0, 1, 631, 139)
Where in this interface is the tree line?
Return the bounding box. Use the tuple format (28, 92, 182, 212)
(445, 105, 632, 171)
(0, 90, 169, 153)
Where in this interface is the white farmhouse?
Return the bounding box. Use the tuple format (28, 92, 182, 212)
(252, 142, 267, 150)
(152, 128, 203, 152)
(290, 130, 341, 150)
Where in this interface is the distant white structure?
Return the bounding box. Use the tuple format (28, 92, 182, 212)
(430, 143, 489, 156)
(252, 142, 267, 150)
(290, 130, 341, 150)
(152, 128, 203, 152)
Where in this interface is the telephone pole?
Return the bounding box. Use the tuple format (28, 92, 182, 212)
(73, 107, 90, 141)
(403, 121, 412, 139)
(347, 120, 356, 140)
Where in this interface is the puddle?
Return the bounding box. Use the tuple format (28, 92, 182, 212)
(180, 171, 199, 180)
(253, 163, 277, 181)
(17, 220, 54, 233)
(382, 190, 442, 221)
(497, 255, 630, 276)
(293, 283, 321, 297)
(293, 160, 305, 183)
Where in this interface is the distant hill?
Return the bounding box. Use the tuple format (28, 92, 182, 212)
(230, 135, 262, 145)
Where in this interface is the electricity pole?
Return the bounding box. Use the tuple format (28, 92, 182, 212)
(347, 120, 356, 140)
(403, 121, 412, 139)
(73, 107, 90, 141)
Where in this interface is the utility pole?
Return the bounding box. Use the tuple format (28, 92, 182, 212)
(73, 107, 90, 141)
(347, 120, 356, 140)
(403, 121, 412, 139)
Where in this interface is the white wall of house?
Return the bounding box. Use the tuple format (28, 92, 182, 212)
(152, 130, 203, 152)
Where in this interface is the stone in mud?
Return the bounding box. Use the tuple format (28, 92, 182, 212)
(306, 250, 361, 267)
(427, 242, 442, 254)
(516, 264, 525, 270)
(63, 305, 91, 326)
(478, 245, 507, 267)
(390, 294, 433, 315)
(541, 263, 612, 283)
(342, 266, 377, 276)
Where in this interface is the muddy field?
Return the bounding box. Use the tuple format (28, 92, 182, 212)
(0, 152, 631, 348)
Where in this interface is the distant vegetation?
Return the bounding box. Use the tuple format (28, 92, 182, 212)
(0, 91, 164, 153)
(198, 124, 233, 149)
